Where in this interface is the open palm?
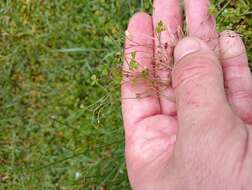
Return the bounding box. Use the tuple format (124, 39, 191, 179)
(122, 0, 252, 189)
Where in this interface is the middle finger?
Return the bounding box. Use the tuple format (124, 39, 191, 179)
(153, 0, 182, 116)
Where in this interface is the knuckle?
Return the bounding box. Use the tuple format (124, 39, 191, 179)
(173, 53, 222, 89)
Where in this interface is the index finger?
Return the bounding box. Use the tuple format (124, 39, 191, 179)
(121, 13, 161, 129)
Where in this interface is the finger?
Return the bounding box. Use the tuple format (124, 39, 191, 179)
(122, 12, 160, 129)
(220, 30, 252, 124)
(153, 0, 182, 115)
(185, 0, 219, 50)
(172, 37, 234, 136)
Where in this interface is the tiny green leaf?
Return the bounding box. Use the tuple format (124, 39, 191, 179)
(141, 69, 149, 79)
(131, 77, 137, 86)
(129, 51, 138, 70)
(155, 20, 166, 34)
(131, 51, 136, 59)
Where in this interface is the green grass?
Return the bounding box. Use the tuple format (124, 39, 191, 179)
(0, 0, 251, 189)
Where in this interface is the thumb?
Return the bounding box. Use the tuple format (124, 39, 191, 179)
(172, 37, 233, 135)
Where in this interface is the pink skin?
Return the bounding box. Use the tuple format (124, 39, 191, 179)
(122, 0, 252, 189)
(153, 0, 181, 115)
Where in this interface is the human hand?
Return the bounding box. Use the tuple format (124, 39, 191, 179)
(121, 0, 252, 189)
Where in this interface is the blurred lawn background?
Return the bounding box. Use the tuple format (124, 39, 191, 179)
(0, 0, 251, 189)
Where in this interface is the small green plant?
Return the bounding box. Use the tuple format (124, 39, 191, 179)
(129, 51, 138, 70)
(0, 0, 251, 189)
(155, 20, 166, 33)
(122, 20, 178, 100)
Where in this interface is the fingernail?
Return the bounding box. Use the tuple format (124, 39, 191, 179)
(174, 37, 205, 63)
